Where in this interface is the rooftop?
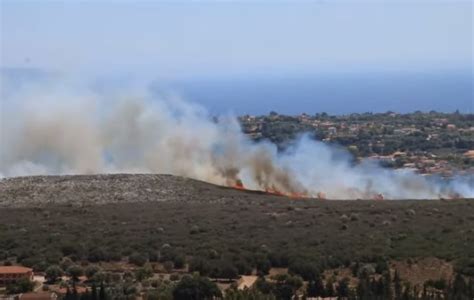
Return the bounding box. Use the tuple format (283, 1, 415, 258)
(0, 266, 33, 274)
(19, 293, 57, 300)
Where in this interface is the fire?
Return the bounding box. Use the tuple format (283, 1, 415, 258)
(230, 178, 323, 199)
(266, 187, 311, 199)
(232, 179, 245, 190)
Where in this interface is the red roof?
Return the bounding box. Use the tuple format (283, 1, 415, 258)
(20, 292, 56, 300)
(0, 266, 33, 274)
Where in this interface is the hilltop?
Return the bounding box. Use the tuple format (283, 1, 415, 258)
(0, 174, 265, 208)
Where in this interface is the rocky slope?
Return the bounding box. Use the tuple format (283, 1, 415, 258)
(0, 174, 265, 207)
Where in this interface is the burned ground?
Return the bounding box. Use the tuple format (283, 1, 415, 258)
(0, 174, 473, 276)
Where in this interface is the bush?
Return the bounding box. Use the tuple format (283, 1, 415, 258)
(85, 265, 101, 280)
(6, 277, 34, 294)
(172, 275, 222, 300)
(135, 264, 153, 282)
(455, 258, 474, 276)
(129, 252, 148, 267)
(189, 258, 212, 276)
(60, 257, 74, 271)
(88, 247, 108, 262)
(288, 260, 320, 281)
(60, 243, 81, 257)
(170, 273, 180, 281)
(254, 255, 271, 276)
(66, 265, 84, 281)
(163, 261, 174, 273)
(45, 265, 63, 283)
(173, 255, 185, 269)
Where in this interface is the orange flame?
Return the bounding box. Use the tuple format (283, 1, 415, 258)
(230, 179, 321, 200)
(232, 179, 245, 190)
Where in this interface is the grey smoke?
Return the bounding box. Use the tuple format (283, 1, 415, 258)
(0, 81, 472, 199)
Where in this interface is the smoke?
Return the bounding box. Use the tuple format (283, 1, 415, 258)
(1, 79, 473, 199)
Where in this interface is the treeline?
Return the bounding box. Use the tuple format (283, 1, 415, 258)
(148, 271, 474, 300)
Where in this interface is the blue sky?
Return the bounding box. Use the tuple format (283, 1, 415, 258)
(1, 0, 472, 78)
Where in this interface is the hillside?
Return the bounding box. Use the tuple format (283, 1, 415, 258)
(0, 174, 473, 297)
(0, 174, 272, 207)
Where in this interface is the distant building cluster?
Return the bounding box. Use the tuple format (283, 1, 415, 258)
(239, 111, 474, 177)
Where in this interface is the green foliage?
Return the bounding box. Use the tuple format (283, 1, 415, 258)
(45, 265, 63, 283)
(288, 260, 320, 281)
(6, 277, 35, 294)
(172, 274, 222, 300)
(225, 288, 276, 300)
(129, 252, 148, 267)
(85, 265, 101, 280)
(67, 265, 84, 282)
(135, 263, 154, 282)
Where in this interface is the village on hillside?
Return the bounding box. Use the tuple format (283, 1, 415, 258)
(239, 111, 474, 177)
(1, 256, 470, 300)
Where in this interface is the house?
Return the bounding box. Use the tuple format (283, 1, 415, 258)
(463, 150, 474, 159)
(237, 275, 258, 290)
(0, 266, 33, 286)
(328, 127, 337, 135)
(19, 292, 58, 300)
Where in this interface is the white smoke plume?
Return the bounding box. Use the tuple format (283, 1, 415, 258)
(0, 79, 473, 199)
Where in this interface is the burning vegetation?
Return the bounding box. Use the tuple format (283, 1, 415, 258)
(1, 82, 473, 200)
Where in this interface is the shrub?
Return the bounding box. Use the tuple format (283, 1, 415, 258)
(45, 265, 63, 283)
(163, 261, 174, 273)
(288, 260, 320, 281)
(85, 265, 101, 280)
(189, 258, 212, 276)
(129, 252, 148, 267)
(173, 255, 185, 269)
(6, 277, 34, 294)
(66, 265, 84, 282)
(172, 275, 222, 300)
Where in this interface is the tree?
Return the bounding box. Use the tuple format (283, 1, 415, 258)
(273, 274, 303, 300)
(65, 287, 72, 300)
(91, 282, 98, 300)
(255, 276, 274, 295)
(172, 275, 222, 300)
(45, 265, 63, 283)
(394, 271, 402, 300)
(255, 256, 271, 276)
(173, 255, 186, 269)
(189, 258, 212, 276)
(67, 265, 84, 282)
(337, 277, 350, 298)
(452, 273, 466, 297)
(135, 264, 153, 282)
(85, 265, 101, 280)
(99, 281, 107, 300)
(288, 260, 320, 281)
(225, 289, 276, 300)
(383, 271, 393, 299)
(129, 252, 147, 266)
(307, 276, 325, 297)
(214, 262, 238, 281)
(326, 278, 335, 297)
(6, 277, 34, 294)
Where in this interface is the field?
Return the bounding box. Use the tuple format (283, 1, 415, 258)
(1, 174, 473, 276)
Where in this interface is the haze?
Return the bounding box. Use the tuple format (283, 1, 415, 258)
(1, 0, 472, 114)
